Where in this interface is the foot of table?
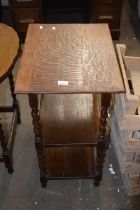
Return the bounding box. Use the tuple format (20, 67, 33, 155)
(6, 155, 14, 174)
(0, 117, 14, 173)
(40, 170, 48, 188)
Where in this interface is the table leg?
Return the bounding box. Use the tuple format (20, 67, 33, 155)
(0, 117, 13, 173)
(8, 72, 21, 124)
(94, 93, 111, 186)
(28, 94, 48, 188)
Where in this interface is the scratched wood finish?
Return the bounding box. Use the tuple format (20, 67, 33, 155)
(40, 94, 99, 177)
(0, 24, 19, 78)
(15, 24, 125, 94)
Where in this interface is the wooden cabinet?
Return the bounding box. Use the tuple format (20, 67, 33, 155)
(11, 8, 42, 32)
(9, 0, 43, 40)
(90, 0, 123, 39)
(9, 0, 123, 40)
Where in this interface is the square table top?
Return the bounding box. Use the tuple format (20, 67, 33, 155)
(15, 24, 125, 94)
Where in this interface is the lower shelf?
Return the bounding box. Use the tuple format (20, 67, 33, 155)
(44, 146, 96, 177)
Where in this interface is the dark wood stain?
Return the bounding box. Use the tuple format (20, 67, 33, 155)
(40, 94, 99, 177)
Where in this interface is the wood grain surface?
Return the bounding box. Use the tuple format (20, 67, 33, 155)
(44, 147, 95, 177)
(40, 94, 99, 177)
(15, 24, 125, 94)
(40, 94, 99, 144)
(0, 24, 19, 78)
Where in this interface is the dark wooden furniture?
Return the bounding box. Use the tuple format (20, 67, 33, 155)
(8, 0, 123, 40)
(15, 23, 125, 187)
(90, 0, 123, 40)
(0, 23, 20, 173)
(8, 0, 43, 40)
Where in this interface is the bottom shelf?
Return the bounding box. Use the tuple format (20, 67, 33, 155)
(40, 94, 99, 177)
(44, 147, 96, 177)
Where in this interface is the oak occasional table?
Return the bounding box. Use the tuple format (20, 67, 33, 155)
(15, 23, 125, 187)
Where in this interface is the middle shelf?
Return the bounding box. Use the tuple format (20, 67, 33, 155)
(40, 94, 99, 146)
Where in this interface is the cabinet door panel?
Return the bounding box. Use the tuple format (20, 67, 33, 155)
(91, 2, 121, 28)
(12, 8, 42, 32)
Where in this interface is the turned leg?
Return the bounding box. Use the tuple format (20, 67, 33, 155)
(8, 72, 21, 124)
(0, 117, 13, 173)
(28, 94, 48, 188)
(94, 93, 111, 186)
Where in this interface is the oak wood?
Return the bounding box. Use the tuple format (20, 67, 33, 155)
(44, 147, 95, 177)
(0, 24, 19, 78)
(40, 94, 99, 145)
(15, 24, 125, 94)
(14, 24, 124, 185)
(40, 94, 99, 177)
